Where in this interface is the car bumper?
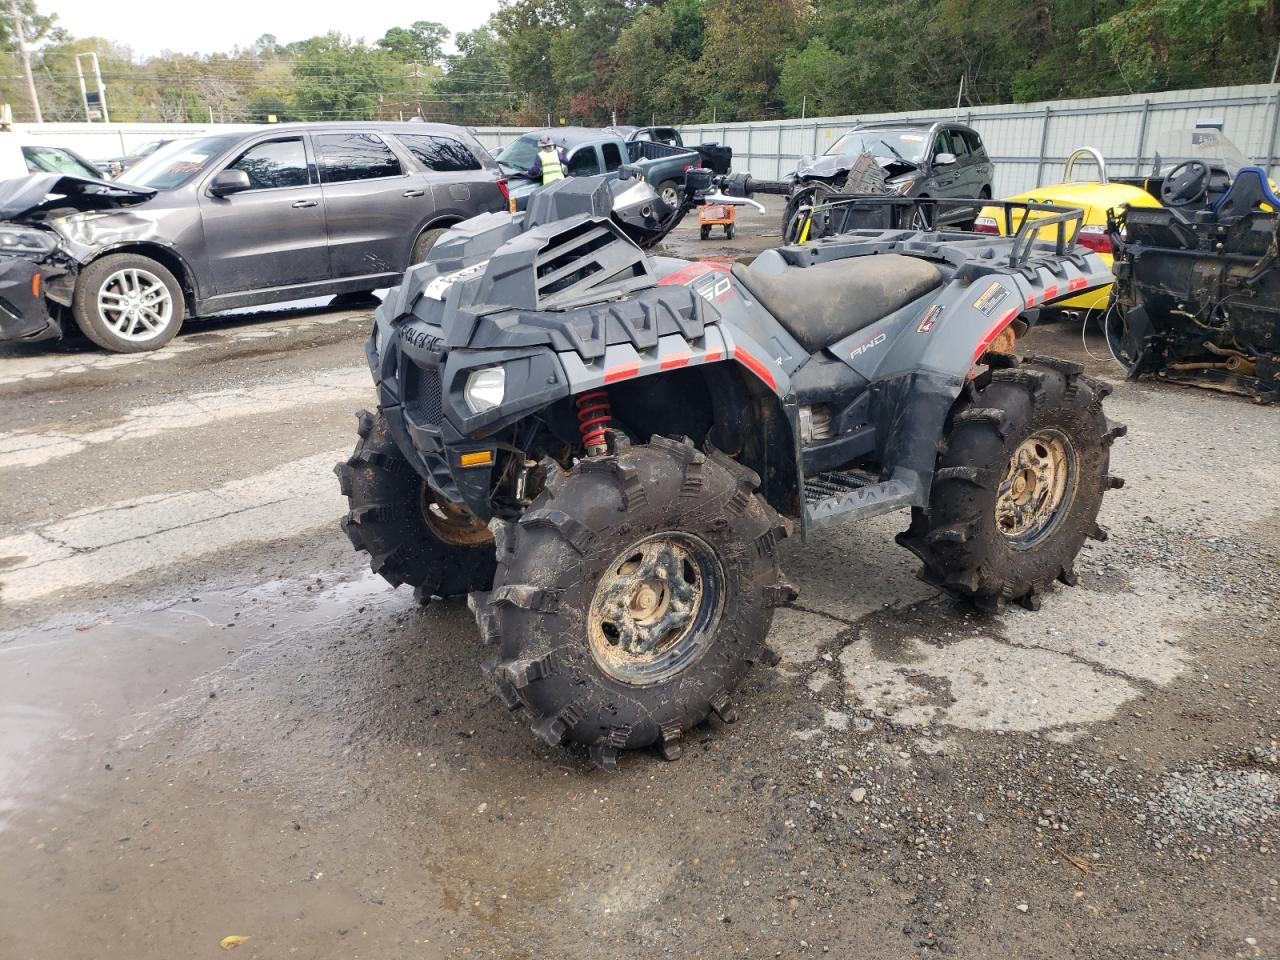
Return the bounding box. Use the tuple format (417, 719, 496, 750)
(0, 257, 62, 342)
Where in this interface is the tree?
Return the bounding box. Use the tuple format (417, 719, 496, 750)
(691, 0, 806, 120)
(1083, 0, 1273, 91)
(377, 21, 450, 66)
(434, 27, 516, 123)
(291, 33, 405, 120)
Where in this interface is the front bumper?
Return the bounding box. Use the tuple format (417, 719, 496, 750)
(366, 305, 569, 520)
(0, 256, 62, 343)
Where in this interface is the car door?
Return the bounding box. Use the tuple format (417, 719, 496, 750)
(313, 131, 421, 280)
(928, 129, 963, 197)
(600, 141, 624, 181)
(392, 132, 504, 258)
(197, 134, 329, 297)
(566, 145, 603, 179)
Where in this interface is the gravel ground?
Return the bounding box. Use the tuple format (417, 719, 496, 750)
(0, 205, 1276, 959)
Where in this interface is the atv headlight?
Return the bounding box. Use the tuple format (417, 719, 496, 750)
(0, 224, 56, 256)
(464, 366, 505, 414)
(891, 178, 916, 195)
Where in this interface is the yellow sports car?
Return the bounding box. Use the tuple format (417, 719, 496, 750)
(973, 147, 1160, 310)
(973, 128, 1270, 310)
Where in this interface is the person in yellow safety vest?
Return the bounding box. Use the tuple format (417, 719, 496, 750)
(525, 135, 569, 185)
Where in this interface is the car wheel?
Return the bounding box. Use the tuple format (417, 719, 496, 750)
(72, 253, 184, 353)
(656, 180, 680, 210)
(411, 226, 449, 265)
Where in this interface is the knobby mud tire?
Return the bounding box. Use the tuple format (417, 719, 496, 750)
(334, 411, 497, 602)
(469, 435, 794, 769)
(896, 356, 1125, 611)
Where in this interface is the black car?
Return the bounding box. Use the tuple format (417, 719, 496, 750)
(0, 122, 508, 352)
(782, 121, 994, 238)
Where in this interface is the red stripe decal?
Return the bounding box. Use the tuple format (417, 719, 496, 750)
(971, 307, 1020, 362)
(1068, 277, 1088, 291)
(1043, 284, 1059, 299)
(733, 346, 778, 391)
(660, 354, 692, 370)
(657, 261, 731, 286)
(603, 365, 640, 383)
(704, 349, 723, 362)
(1025, 294, 1036, 308)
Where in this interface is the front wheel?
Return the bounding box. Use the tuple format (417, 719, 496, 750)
(896, 356, 1126, 611)
(72, 253, 184, 353)
(334, 411, 496, 602)
(471, 435, 793, 769)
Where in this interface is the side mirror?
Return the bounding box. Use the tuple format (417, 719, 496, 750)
(934, 152, 958, 166)
(209, 169, 251, 197)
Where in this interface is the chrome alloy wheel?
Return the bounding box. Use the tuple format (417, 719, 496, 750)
(97, 267, 174, 341)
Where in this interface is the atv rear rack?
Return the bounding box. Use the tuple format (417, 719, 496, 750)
(802, 196, 1086, 269)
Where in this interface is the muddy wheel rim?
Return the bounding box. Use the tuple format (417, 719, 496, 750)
(97, 268, 173, 341)
(588, 532, 725, 686)
(420, 483, 493, 546)
(994, 429, 1077, 546)
(661, 184, 680, 208)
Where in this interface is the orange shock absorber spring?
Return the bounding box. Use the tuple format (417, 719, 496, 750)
(575, 390, 612, 453)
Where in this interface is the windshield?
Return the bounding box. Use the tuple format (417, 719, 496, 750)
(118, 135, 240, 190)
(130, 140, 165, 159)
(495, 136, 540, 174)
(1146, 128, 1248, 174)
(826, 129, 928, 164)
(23, 145, 99, 178)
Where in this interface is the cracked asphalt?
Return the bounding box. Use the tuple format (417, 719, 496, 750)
(0, 207, 1277, 959)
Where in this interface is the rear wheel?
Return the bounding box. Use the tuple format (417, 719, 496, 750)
(725, 222, 736, 240)
(72, 253, 184, 353)
(335, 411, 496, 602)
(896, 356, 1126, 611)
(411, 226, 449, 265)
(700, 224, 712, 240)
(471, 435, 793, 769)
(655, 179, 680, 209)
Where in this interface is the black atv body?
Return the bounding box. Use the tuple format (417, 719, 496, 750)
(337, 173, 1125, 768)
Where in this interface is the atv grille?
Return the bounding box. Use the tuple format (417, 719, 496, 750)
(804, 469, 878, 504)
(535, 219, 648, 307)
(405, 364, 444, 427)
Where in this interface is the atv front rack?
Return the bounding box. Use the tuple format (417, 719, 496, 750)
(800, 196, 1086, 269)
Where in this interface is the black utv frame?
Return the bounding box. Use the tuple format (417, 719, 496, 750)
(1108, 166, 1280, 403)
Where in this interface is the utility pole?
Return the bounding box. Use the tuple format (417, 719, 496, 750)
(9, 0, 41, 123)
(74, 52, 109, 122)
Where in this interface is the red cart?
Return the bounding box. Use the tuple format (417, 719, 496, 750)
(698, 202, 736, 240)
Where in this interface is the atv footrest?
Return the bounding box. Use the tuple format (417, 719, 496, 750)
(803, 471, 918, 528)
(803, 469, 878, 502)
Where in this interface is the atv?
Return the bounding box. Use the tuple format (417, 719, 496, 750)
(335, 172, 1126, 768)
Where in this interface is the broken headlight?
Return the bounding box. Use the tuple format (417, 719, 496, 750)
(0, 224, 56, 256)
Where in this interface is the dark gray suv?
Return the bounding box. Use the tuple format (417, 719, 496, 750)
(783, 120, 994, 238)
(0, 122, 507, 352)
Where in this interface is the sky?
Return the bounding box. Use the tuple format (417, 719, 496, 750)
(46, 0, 505, 58)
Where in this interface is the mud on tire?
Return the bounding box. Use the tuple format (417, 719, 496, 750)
(334, 410, 497, 602)
(896, 356, 1125, 611)
(470, 435, 792, 769)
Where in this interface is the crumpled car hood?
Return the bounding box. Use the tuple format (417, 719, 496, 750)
(0, 174, 155, 222)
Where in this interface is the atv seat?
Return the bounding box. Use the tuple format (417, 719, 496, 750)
(731, 254, 944, 353)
